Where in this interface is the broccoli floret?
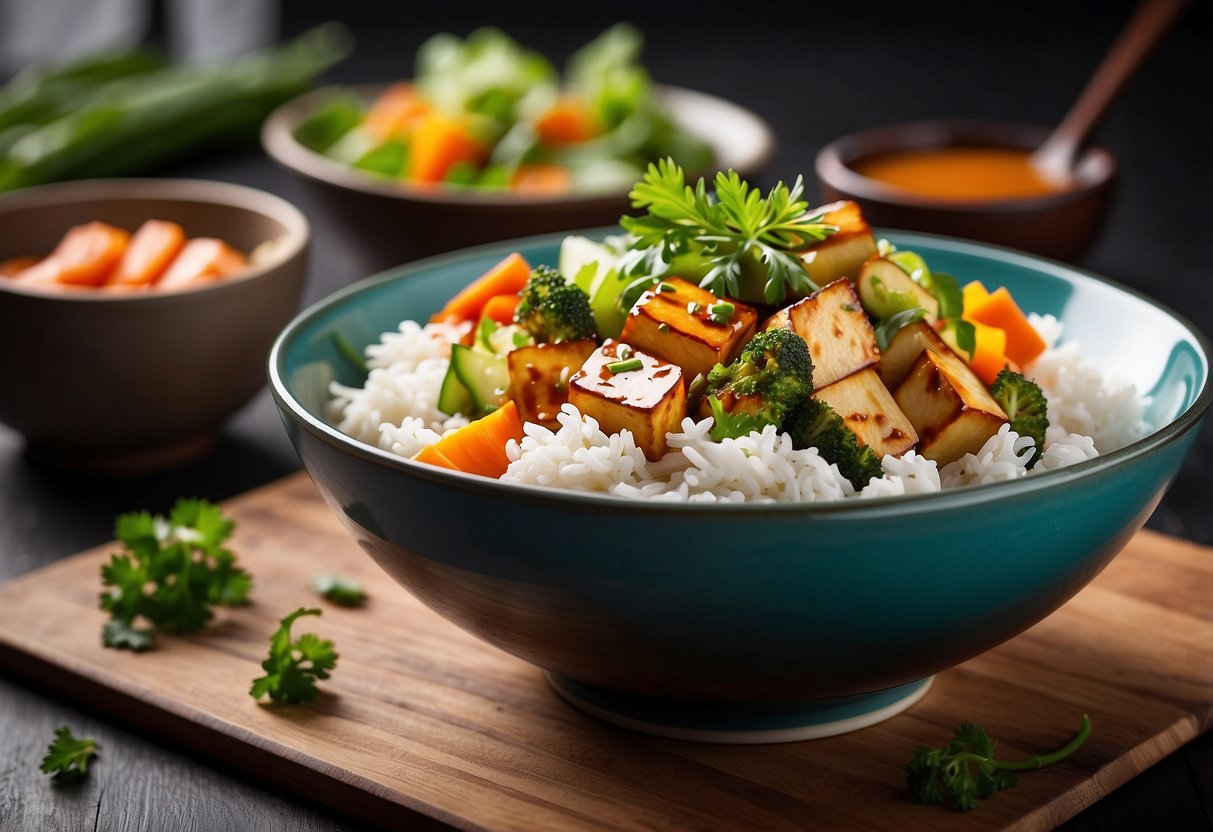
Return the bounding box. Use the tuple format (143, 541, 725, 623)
(703, 329, 814, 439)
(514, 265, 597, 343)
(990, 368, 1049, 468)
(784, 397, 883, 489)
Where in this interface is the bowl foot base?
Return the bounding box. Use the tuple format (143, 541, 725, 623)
(547, 674, 934, 744)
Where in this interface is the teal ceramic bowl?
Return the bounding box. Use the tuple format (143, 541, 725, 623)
(270, 230, 1210, 743)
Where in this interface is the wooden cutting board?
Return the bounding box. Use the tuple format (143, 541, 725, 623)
(0, 472, 1209, 831)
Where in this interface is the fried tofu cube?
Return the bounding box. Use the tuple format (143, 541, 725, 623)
(507, 339, 598, 427)
(800, 201, 878, 286)
(620, 277, 757, 382)
(568, 340, 686, 459)
(893, 348, 1009, 466)
(877, 320, 953, 389)
(813, 368, 918, 459)
(763, 278, 879, 388)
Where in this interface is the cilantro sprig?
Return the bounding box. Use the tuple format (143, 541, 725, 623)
(311, 573, 366, 607)
(40, 727, 99, 782)
(250, 608, 338, 704)
(907, 715, 1092, 811)
(99, 499, 251, 651)
(620, 158, 837, 304)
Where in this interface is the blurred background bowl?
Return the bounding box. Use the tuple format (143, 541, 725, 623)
(270, 228, 1209, 742)
(816, 120, 1118, 261)
(0, 178, 309, 473)
(262, 83, 775, 269)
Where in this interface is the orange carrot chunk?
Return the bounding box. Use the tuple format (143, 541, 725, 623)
(965, 286, 1047, 367)
(0, 256, 38, 278)
(157, 238, 247, 290)
(108, 219, 186, 286)
(431, 400, 524, 478)
(510, 164, 573, 195)
(534, 98, 598, 145)
(364, 82, 430, 141)
(430, 252, 532, 324)
(409, 114, 487, 183)
(17, 222, 130, 287)
(480, 293, 521, 326)
(412, 443, 463, 472)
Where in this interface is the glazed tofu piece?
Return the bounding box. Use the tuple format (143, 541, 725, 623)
(893, 348, 1009, 466)
(813, 368, 918, 459)
(877, 320, 953, 389)
(568, 340, 686, 460)
(800, 201, 878, 286)
(620, 277, 756, 382)
(507, 339, 598, 427)
(763, 278, 879, 388)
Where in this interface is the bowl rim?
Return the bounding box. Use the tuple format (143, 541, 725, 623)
(261, 82, 777, 208)
(0, 177, 311, 304)
(814, 119, 1119, 213)
(269, 227, 1211, 517)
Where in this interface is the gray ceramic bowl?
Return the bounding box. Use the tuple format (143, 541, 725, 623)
(0, 178, 309, 473)
(261, 83, 775, 270)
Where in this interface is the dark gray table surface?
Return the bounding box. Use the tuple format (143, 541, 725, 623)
(2, 3, 1210, 829)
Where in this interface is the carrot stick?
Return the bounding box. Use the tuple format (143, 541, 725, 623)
(510, 164, 572, 195)
(409, 113, 486, 183)
(432, 400, 523, 478)
(156, 238, 247, 290)
(412, 443, 463, 472)
(430, 252, 532, 324)
(16, 222, 130, 287)
(534, 98, 598, 145)
(480, 293, 520, 325)
(108, 219, 186, 286)
(363, 82, 430, 141)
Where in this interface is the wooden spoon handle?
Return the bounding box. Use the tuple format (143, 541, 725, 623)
(1036, 0, 1190, 176)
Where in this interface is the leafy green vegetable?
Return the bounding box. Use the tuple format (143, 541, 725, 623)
(312, 574, 366, 607)
(100, 499, 251, 650)
(566, 22, 648, 128)
(919, 270, 964, 320)
(940, 318, 978, 361)
(620, 159, 837, 305)
(874, 307, 928, 351)
(40, 727, 99, 781)
(907, 715, 1091, 811)
(991, 369, 1050, 467)
(292, 92, 364, 152)
(353, 137, 408, 177)
(250, 608, 338, 704)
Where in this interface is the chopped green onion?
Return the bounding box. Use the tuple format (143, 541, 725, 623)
(618, 344, 633, 360)
(708, 313, 727, 325)
(708, 301, 735, 318)
(657, 323, 670, 333)
(687, 302, 703, 315)
(606, 358, 643, 374)
(658, 282, 676, 293)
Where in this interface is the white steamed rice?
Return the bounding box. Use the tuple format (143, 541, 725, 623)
(328, 313, 1149, 503)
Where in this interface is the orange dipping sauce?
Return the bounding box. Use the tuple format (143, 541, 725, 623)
(853, 146, 1063, 201)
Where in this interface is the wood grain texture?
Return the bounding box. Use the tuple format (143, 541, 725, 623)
(0, 471, 1209, 832)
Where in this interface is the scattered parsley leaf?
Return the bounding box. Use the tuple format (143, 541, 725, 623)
(250, 608, 338, 704)
(100, 499, 250, 650)
(620, 158, 837, 304)
(940, 318, 978, 361)
(311, 574, 366, 607)
(40, 727, 99, 781)
(907, 715, 1091, 812)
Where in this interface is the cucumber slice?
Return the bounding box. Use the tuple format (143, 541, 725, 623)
(437, 360, 473, 416)
(451, 344, 509, 414)
(560, 235, 616, 292)
(588, 267, 634, 339)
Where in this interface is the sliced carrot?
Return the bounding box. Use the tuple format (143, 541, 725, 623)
(17, 222, 130, 287)
(108, 219, 186, 286)
(965, 286, 1047, 366)
(432, 400, 524, 478)
(409, 114, 487, 183)
(481, 293, 521, 326)
(534, 98, 598, 145)
(364, 82, 430, 142)
(510, 164, 572, 195)
(962, 280, 991, 311)
(0, 256, 38, 278)
(157, 238, 247, 290)
(412, 443, 463, 472)
(430, 252, 532, 324)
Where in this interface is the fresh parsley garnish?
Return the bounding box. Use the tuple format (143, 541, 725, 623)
(100, 499, 251, 650)
(311, 574, 366, 607)
(250, 608, 338, 704)
(620, 158, 837, 304)
(907, 715, 1091, 811)
(40, 727, 99, 782)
